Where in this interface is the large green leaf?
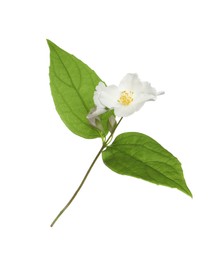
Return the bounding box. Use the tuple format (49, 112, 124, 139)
(47, 40, 111, 139)
(102, 132, 192, 197)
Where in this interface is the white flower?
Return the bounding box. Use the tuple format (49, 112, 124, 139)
(87, 73, 164, 118)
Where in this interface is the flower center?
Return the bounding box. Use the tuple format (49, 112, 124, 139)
(118, 91, 134, 106)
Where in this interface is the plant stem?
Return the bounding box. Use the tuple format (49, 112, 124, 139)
(50, 117, 123, 227)
(50, 145, 104, 227)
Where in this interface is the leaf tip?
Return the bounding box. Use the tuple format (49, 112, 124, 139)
(188, 190, 193, 198)
(183, 186, 193, 198)
(46, 39, 53, 47)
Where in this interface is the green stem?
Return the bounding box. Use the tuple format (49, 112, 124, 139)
(105, 117, 123, 145)
(50, 117, 123, 227)
(50, 145, 104, 227)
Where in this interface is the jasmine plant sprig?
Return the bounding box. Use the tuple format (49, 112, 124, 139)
(47, 40, 192, 227)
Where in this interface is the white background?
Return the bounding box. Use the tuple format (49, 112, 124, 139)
(1, 0, 220, 259)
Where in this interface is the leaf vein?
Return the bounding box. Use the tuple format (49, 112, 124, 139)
(51, 61, 72, 88)
(112, 143, 173, 161)
(54, 83, 91, 129)
(109, 146, 186, 191)
(50, 44, 89, 112)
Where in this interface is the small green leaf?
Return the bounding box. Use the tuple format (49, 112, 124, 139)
(47, 40, 111, 139)
(102, 132, 192, 197)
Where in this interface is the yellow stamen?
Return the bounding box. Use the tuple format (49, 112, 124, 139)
(118, 91, 134, 106)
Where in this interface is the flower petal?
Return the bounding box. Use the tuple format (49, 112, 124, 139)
(114, 103, 140, 117)
(87, 107, 106, 119)
(93, 82, 106, 108)
(99, 85, 120, 108)
(140, 82, 158, 101)
(118, 73, 142, 91)
(157, 91, 165, 96)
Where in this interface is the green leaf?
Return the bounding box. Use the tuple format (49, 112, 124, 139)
(47, 40, 111, 139)
(102, 132, 192, 197)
